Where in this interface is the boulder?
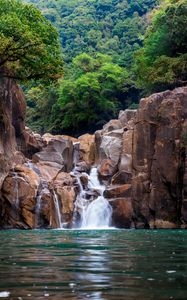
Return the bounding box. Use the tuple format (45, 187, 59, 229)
(78, 134, 96, 165)
(1, 165, 40, 229)
(98, 159, 117, 179)
(104, 184, 131, 199)
(118, 109, 137, 127)
(53, 172, 77, 225)
(32, 138, 73, 172)
(110, 198, 133, 228)
(132, 87, 187, 228)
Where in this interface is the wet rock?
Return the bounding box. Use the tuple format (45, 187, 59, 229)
(1, 165, 40, 229)
(110, 198, 133, 228)
(53, 172, 77, 225)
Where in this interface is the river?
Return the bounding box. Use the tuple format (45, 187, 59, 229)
(0, 229, 187, 299)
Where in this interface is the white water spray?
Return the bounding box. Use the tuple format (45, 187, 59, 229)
(73, 167, 112, 229)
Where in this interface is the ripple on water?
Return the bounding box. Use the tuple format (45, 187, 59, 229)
(0, 230, 187, 299)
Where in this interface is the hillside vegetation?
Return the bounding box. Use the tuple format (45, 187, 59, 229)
(23, 0, 186, 135)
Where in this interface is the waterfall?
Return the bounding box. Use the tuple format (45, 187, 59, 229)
(73, 167, 113, 229)
(81, 196, 112, 229)
(35, 181, 49, 228)
(53, 191, 63, 229)
(13, 172, 20, 208)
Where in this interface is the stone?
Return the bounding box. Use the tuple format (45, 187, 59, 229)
(98, 159, 117, 179)
(110, 198, 133, 228)
(1, 165, 40, 229)
(118, 109, 137, 127)
(78, 134, 96, 165)
(102, 119, 122, 133)
(32, 138, 73, 172)
(42, 133, 78, 144)
(132, 87, 187, 228)
(111, 171, 132, 185)
(104, 184, 131, 199)
(53, 172, 77, 225)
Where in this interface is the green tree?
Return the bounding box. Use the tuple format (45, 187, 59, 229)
(0, 0, 63, 81)
(135, 0, 187, 93)
(58, 53, 131, 134)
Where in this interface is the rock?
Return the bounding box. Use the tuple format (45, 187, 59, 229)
(98, 159, 117, 179)
(0, 78, 21, 188)
(111, 171, 132, 185)
(78, 134, 96, 165)
(104, 184, 131, 199)
(99, 132, 123, 164)
(53, 172, 77, 225)
(42, 133, 78, 144)
(118, 109, 137, 127)
(34, 162, 63, 182)
(22, 127, 45, 158)
(102, 119, 122, 133)
(1, 166, 40, 229)
(74, 161, 90, 173)
(132, 87, 187, 228)
(109, 198, 133, 228)
(32, 138, 73, 172)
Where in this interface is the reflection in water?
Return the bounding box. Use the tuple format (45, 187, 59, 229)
(0, 230, 187, 299)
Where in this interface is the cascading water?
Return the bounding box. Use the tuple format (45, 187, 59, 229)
(53, 191, 63, 229)
(13, 172, 20, 208)
(73, 167, 113, 229)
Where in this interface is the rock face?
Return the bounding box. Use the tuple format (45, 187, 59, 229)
(96, 87, 187, 229)
(0, 78, 26, 189)
(132, 87, 187, 228)
(0, 80, 187, 230)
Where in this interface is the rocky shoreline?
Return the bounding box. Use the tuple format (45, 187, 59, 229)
(0, 78, 187, 229)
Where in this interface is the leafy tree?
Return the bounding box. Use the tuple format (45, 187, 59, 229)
(26, 0, 158, 67)
(57, 53, 132, 134)
(135, 0, 187, 93)
(0, 0, 63, 81)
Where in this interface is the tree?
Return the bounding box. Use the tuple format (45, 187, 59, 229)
(57, 53, 131, 134)
(134, 0, 187, 93)
(0, 0, 63, 81)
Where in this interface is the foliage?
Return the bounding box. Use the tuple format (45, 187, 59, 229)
(135, 0, 187, 93)
(25, 0, 158, 67)
(39, 53, 132, 134)
(0, 0, 63, 81)
(24, 0, 158, 134)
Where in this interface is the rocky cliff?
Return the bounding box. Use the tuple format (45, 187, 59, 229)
(0, 82, 186, 229)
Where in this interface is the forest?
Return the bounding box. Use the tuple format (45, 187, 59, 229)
(21, 0, 187, 134)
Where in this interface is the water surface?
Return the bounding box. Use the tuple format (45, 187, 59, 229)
(0, 229, 187, 299)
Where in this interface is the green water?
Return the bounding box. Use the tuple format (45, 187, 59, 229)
(0, 230, 187, 300)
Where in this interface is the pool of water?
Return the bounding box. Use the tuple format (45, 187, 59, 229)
(0, 229, 187, 299)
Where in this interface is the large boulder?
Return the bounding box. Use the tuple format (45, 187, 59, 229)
(78, 134, 96, 165)
(132, 87, 187, 228)
(0, 165, 40, 229)
(32, 138, 74, 172)
(53, 172, 77, 226)
(110, 198, 133, 228)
